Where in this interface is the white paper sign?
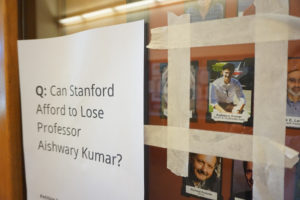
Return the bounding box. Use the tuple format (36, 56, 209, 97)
(18, 21, 144, 200)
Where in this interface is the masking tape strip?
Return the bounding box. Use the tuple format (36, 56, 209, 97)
(147, 14, 300, 49)
(167, 12, 190, 177)
(144, 125, 299, 168)
(253, 41, 287, 199)
(252, 1, 289, 199)
(255, 0, 289, 14)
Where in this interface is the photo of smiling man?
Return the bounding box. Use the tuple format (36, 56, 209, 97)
(182, 153, 222, 200)
(207, 59, 254, 124)
(287, 59, 300, 117)
(210, 63, 245, 114)
(286, 58, 300, 128)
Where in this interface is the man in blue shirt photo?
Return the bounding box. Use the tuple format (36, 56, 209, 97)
(210, 63, 246, 114)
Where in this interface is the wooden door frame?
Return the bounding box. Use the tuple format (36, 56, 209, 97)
(0, 0, 25, 199)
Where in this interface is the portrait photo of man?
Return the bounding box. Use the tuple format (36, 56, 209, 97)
(231, 161, 253, 200)
(182, 153, 222, 200)
(160, 62, 198, 120)
(287, 59, 300, 118)
(207, 59, 254, 124)
(210, 63, 246, 114)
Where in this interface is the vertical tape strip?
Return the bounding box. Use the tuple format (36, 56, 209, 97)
(253, 42, 287, 199)
(167, 12, 190, 176)
(253, 0, 289, 199)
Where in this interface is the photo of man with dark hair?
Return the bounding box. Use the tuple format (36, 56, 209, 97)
(207, 59, 254, 124)
(210, 63, 246, 114)
(182, 153, 222, 200)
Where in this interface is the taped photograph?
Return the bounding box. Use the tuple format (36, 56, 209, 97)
(184, 0, 225, 23)
(206, 58, 254, 125)
(160, 61, 198, 120)
(231, 160, 253, 200)
(182, 153, 222, 200)
(286, 58, 300, 128)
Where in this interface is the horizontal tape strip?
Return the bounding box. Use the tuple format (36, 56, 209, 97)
(147, 14, 300, 49)
(144, 125, 299, 168)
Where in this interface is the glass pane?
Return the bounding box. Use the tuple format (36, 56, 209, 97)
(20, 0, 300, 200)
